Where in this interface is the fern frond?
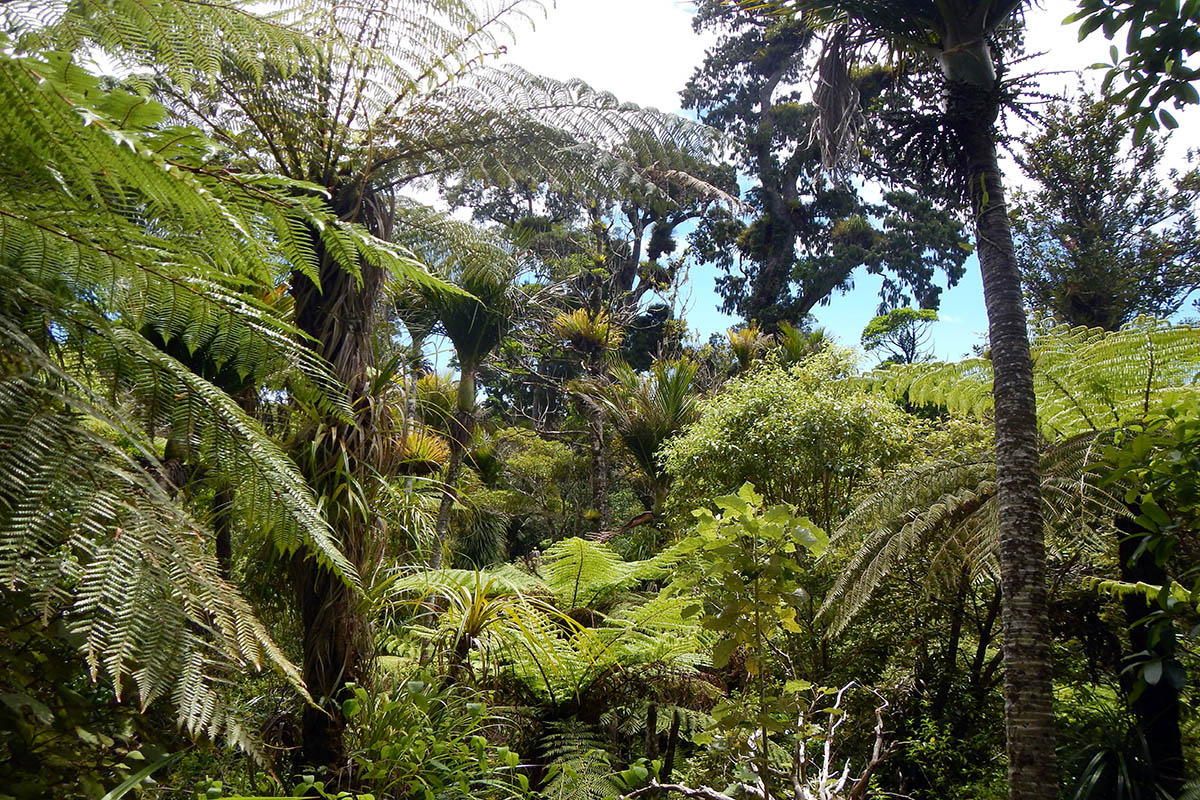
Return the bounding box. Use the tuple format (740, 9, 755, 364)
(0, 349, 307, 743)
(821, 431, 1130, 633)
(861, 319, 1200, 436)
(538, 721, 621, 800)
(540, 537, 696, 609)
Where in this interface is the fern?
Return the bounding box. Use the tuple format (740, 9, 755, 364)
(863, 318, 1200, 437)
(539, 722, 622, 800)
(824, 319, 1200, 631)
(0, 42, 397, 744)
(389, 538, 710, 706)
(0, 351, 306, 745)
(540, 537, 697, 609)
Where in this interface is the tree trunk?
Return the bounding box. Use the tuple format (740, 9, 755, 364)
(931, 567, 969, 719)
(1117, 515, 1184, 794)
(430, 441, 466, 570)
(946, 68, 1056, 799)
(288, 204, 386, 768)
(587, 403, 609, 531)
(430, 368, 476, 569)
(291, 552, 365, 769)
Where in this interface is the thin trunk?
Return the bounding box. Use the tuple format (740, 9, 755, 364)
(645, 703, 659, 760)
(945, 55, 1056, 798)
(662, 709, 682, 782)
(213, 485, 234, 582)
(587, 402, 609, 531)
(1117, 514, 1185, 793)
(932, 567, 970, 718)
(431, 368, 476, 569)
(970, 584, 1003, 701)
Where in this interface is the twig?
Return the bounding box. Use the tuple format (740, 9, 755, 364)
(621, 780, 738, 800)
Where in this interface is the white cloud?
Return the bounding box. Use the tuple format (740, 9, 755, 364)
(501, 0, 714, 113)
(499, 0, 1197, 149)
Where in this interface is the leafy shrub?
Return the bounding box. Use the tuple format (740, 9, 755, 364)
(663, 353, 916, 528)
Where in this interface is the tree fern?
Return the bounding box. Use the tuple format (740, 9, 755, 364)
(388, 538, 709, 706)
(0, 41, 407, 745)
(824, 320, 1200, 631)
(4, 0, 313, 90)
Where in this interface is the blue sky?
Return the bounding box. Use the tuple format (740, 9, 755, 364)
(682, 256, 990, 362)
(498, 0, 1199, 366)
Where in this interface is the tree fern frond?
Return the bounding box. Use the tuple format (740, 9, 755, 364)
(860, 319, 1200, 436)
(822, 430, 1131, 633)
(0, 357, 308, 744)
(540, 537, 696, 610)
(538, 721, 621, 800)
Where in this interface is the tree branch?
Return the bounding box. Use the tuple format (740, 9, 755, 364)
(621, 781, 737, 800)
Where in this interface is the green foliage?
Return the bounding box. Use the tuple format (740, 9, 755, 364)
(0, 594, 185, 799)
(1069, 0, 1200, 138)
(825, 320, 1200, 631)
(663, 352, 916, 527)
(539, 537, 694, 610)
(340, 675, 528, 800)
(486, 427, 585, 543)
(0, 40, 388, 745)
(1096, 411, 1200, 698)
(199, 673, 527, 800)
(1055, 684, 1168, 800)
(588, 359, 701, 509)
(680, 485, 826, 741)
(861, 307, 938, 365)
(3, 0, 311, 91)
(538, 723, 623, 800)
(863, 319, 1200, 439)
(387, 537, 709, 706)
(1011, 89, 1200, 330)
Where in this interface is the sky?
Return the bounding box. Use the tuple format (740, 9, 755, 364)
(497, 0, 1200, 362)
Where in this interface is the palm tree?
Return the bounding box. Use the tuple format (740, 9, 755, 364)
(394, 212, 525, 568)
(589, 359, 701, 517)
(764, 1, 1053, 795)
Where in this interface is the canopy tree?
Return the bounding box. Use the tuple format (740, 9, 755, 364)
(1011, 89, 1200, 330)
(861, 307, 938, 365)
(682, 1, 971, 329)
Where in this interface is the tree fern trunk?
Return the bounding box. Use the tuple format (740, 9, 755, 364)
(946, 72, 1056, 799)
(288, 212, 385, 768)
(291, 552, 364, 769)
